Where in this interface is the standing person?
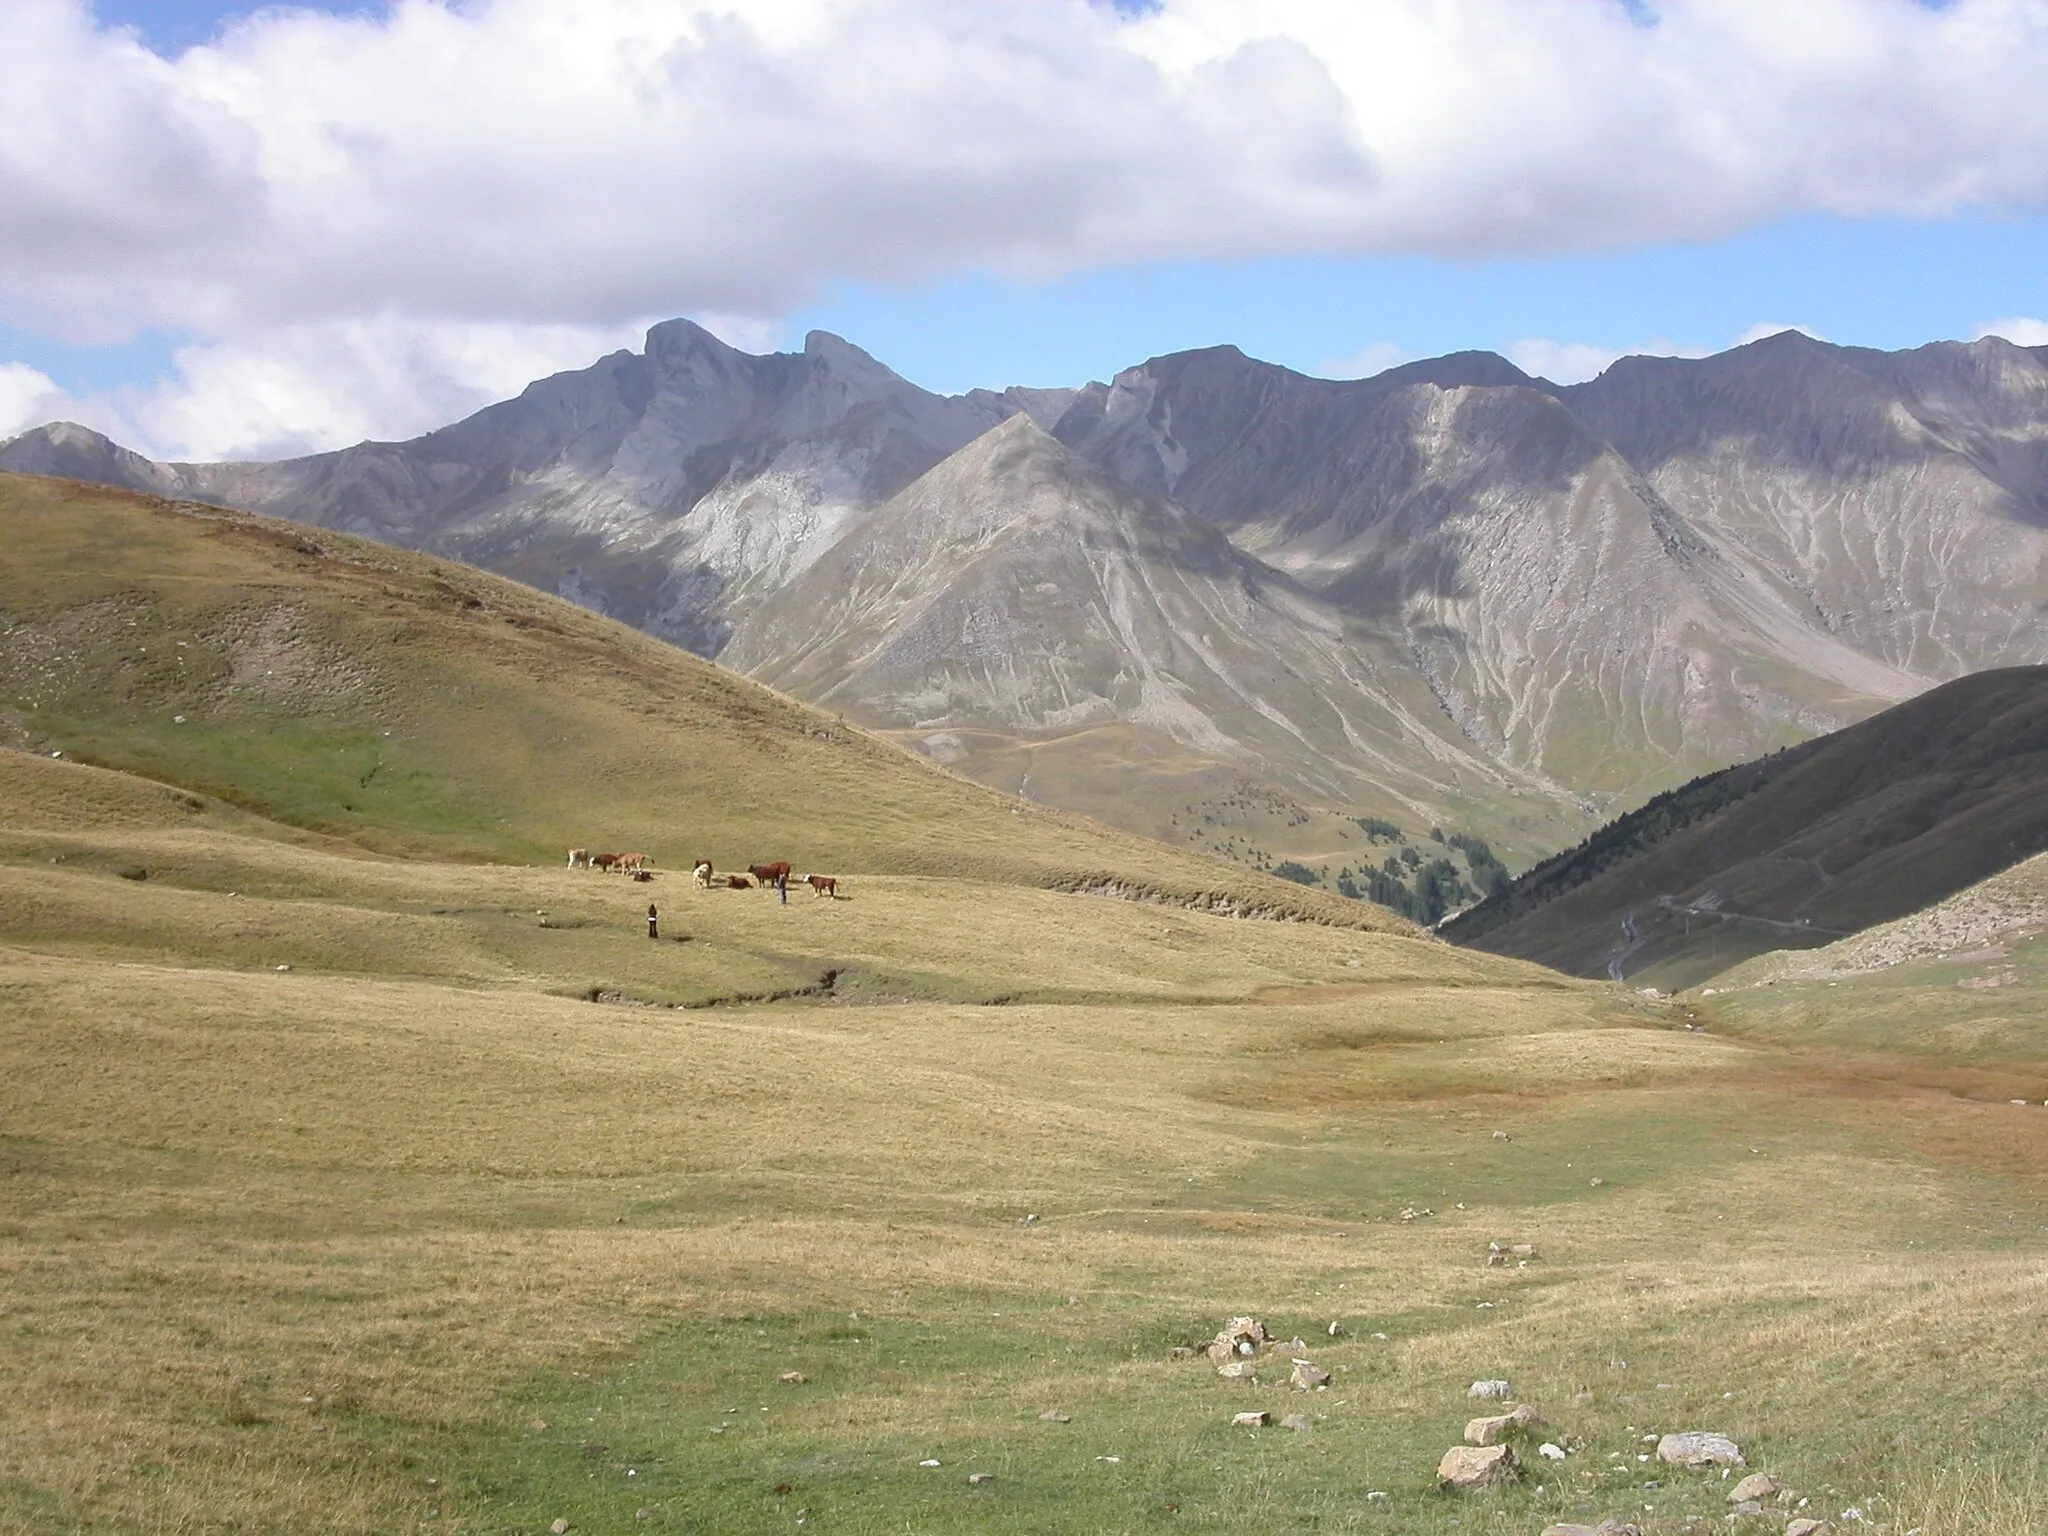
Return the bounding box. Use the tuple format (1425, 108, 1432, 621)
(646, 903, 659, 940)
(777, 870, 788, 906)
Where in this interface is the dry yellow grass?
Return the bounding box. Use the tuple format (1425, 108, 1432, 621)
(5, 472, 2045, 1530)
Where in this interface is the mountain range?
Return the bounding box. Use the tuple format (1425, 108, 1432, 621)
(7, 322, 2045, 879)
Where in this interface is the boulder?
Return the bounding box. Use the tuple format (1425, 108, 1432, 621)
(1464, 1404, 1537, 1445)
(778, 1371, 807, 1384)
(1730, 1473, 1781, 1504)
(1216, 1359, 1257, 1380)
(1232, 1410, 1270, 1427)
(1656, 1431, 1745, 1468)
(1289, 1359, 1332, 1390)
(1538, 1442, 1567, 1461)
(1541, 1525, 1638, 1536)
(1467, 1379, 1513, 1400)
(1436, 1444, 1519, 1490)
(968, 1472, 995, 1485)
(1280, 1413, 1312, 1432)
(1037, 1410, 1071, 1423)
(1784, 1522, 1826, 1536)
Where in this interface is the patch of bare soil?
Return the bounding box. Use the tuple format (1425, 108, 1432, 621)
(203, 604, 380, 713)
(0, 597, 150, 707)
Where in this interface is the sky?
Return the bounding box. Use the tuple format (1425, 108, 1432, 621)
(2, 0, 2046, 460)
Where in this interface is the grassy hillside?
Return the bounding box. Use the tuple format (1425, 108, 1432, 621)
(0, 472, 1405, 929)
(1443, 667, 2048, 988)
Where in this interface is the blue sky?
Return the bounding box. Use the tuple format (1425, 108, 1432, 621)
(6, 0, 2047, 457)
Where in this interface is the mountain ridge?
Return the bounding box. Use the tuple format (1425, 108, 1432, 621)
(7, 323, 2045, 880)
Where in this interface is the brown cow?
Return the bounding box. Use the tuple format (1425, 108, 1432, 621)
(804, 874, 838, 899)
(590, 853, 621, 873)
(616, 852, 648, 874)
(727, 874, 752, 890)
(747, 862, 792, 888)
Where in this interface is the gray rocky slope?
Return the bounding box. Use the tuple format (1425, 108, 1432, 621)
(6, 324, 2045, 865)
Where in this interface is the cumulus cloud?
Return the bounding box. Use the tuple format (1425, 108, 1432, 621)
(0, 360, 72, 439)
(1318, 340, 1409, 379)
(1976, 316, 2048, 345)
(1502, 335, 1719, 384)
(126, 314, 653, 460)
(4, 0, 2048, 342)
(12, 314, 651, 461)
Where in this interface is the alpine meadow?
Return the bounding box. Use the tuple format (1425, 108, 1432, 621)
(3, 471, 2047, 1535)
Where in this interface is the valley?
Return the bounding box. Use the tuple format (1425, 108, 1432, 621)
(2, 472, 2047, 1532)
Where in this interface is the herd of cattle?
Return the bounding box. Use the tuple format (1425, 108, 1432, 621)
(567, 848, 838, 898)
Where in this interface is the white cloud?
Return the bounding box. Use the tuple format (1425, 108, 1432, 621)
(5, 0, 2048, 346)
(1, 315, 650, 460)
(1502, 335, 1711, 384)
(0, 360, 72, 439)
(1318, 340, 1408, 379)
(1975, 316, 2048, 346)
(1503, 339, 1627, 385)
(125, 315, 653, 460)
(6, 0, 2048, 455)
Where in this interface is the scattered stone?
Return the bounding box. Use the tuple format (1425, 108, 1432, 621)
(1590, 1177, 1605, 1187)
(1206, 1316, 1268, 1363)
(1170, 1345, 1195, 1359)
(1464, 1404, 1537, 1445)
(551, 1522, 571, 1535)
(1289, 1359, 1332, 1390)
(778, 1371, 807, 1384)
(1541, 1524, 1639, 1536)
(636, 1511, 652, 1521)
(1657, 1431, 1745, 1468)
(1468, 1379, 1513, 1400)
(1280, 1413, 1312, 1432)
(1437, 1444, 1519, 1490)
(529, 1419, 549, 1431)
(1784, 1522, 1826, 1536)
(1233, 1410, 1270, 1427)
(918, 1459, 941, 1468)
(1539, 1442, 1568, 1461)
(1216, 1359, 1257, 1380)
(275, 963, 292, 972)
(1732, 1500, 1764, 1517)
(1037, 1411, 1071, 1422)
(1731, 1474, 1782, 1504)
(1326, 1320, 1344, 1336)
(1493, 1129, 1511, 1140)
(968, 1472, 995, 1485)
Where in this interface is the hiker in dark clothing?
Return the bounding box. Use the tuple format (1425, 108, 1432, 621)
(646, 903, 659, 940)
(777, 871, 788, 906)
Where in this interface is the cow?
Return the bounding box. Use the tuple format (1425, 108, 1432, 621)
(804, 874, 838, 899)
(727, 874, 752, 890)
(616, 852, 648, 874)
(631, 868, 654, 883)
(589, 853, 620, 873)
(748, 862, 792, 889)
(568, 848, 589, 868)
(692, 860, 713, 889)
